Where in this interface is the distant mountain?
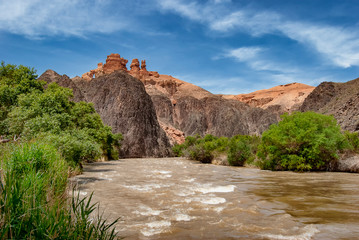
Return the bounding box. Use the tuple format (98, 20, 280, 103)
(220, 83, 315, 113)
(301, 78, 359, 132)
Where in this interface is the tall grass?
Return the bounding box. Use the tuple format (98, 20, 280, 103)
(0, 142, 119, 239)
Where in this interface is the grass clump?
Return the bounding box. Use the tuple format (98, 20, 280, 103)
(0, 142, 119, 239)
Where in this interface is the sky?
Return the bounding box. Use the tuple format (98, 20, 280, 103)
(1, 0, 359, 94)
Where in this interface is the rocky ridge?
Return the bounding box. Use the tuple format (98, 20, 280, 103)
(79, 54, 281, 144)
(300, 78, 359, 132)
(221, 83, 315, 113)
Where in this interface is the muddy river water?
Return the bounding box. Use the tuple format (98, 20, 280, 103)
(72, 158, 359, 239)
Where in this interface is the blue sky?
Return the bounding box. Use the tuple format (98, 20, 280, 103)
(1, 0, 359, 94)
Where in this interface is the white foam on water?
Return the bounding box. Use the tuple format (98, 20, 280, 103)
(183, 178, 196, 182)
(195, 185, 236, 194)
(260, 225, 319, 240)
(123, 183, 170, 192)
(152, 170, 172, 175)
(175, 189, 196, 197)
(146, 220, 171, 228)
(214, 206, 225, 213)
(132, 206, 163, 216)
(200, 197, 226, 205)
(185, 197, 226, 205)
(174, 214, 194, 221)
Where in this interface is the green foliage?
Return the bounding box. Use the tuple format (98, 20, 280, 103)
(227, 135, 260, 166)
(344, 131, 359, 153)
(174, 134, 258, 166)
(0, 142, 119, 239)
(257, 112, 347, 171)
(0, 62, 122, 167)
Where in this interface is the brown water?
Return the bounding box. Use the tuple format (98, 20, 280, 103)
(72, 158, 359, 240)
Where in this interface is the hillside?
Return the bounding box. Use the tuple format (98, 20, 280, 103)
(221, 83, 315, 112)
(301, 78, 359, 132)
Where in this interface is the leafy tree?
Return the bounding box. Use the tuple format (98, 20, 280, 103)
(0, 62, 122, 167)
(227, 135, 260, 166)
(257, 111, 347, 171)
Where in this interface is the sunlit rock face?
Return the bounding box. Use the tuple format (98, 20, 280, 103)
(80, 54, 280, 144)
(220, 83, 315, 113)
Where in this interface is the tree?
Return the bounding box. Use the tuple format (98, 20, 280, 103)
(257, 111, 347, 171)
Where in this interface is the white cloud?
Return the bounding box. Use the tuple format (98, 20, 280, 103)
(157, 0, 359, 68)
(279, 22, 359, 68)
(222, 47, 298, 73)
(225, 47, 263, 62)
(0, 0, 128, 38)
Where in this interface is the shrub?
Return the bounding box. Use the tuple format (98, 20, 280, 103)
(344, 131, 359, 153)
(0, 63, 122, 167)
(257, 111, 347, 171)
(227, 135, 260, 166)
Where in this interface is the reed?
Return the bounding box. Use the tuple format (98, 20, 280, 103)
(0, 142, 119, 239)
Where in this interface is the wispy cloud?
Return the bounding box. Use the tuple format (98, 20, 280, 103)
(221, 47, 298, 73)
(157, 0, 359, 68)
(0, 0, 128, 38)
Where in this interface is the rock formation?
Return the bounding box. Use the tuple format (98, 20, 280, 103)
(221, 83, 315, 113)
(300, 78, 359, 132)
(103, 53, 128, 73)
(82, 63, 104, 81)
(39, 69, 172, 158)
(82, 54, 160, 82)
(80, 54, 280, 143)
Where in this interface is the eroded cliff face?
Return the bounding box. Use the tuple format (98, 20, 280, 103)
(300, 78, 359, 132)
(221, 83, 315, 113)
(39, 69, 172, 158)
(80, 54, 279, 143)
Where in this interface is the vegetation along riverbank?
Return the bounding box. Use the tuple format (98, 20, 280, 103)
(173, 111, 359, 172)
(0, 62, 121, 239)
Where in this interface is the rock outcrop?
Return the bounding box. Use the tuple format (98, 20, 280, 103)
(221, 83, 315, 113)
(300, 78, 359, 132)
(39, 69, 172, 158)
(81, 54, 280, 143)
(144, 75, 278, 138)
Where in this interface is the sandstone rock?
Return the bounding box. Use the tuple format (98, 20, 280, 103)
(222, 83, 315, 113)
(39, 69, 172, 158)
(103, 53, 128, 74)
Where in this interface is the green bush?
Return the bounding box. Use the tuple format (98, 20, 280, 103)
(227, 135, 260, 166)
(0, 63, 122, 167)
(344, 131, 359, 153)
(257, 112, 348, 171)
(0, 142, 118, 239)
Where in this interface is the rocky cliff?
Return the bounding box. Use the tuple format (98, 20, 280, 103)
(300, 78, 359, 132)
(221, 83, 315, 113)
(39, 69, 172, 158)
(80, 54, 280, 144)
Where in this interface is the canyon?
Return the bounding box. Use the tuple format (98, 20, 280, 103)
(39, 53, 359, 158)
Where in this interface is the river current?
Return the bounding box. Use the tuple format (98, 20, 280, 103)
(72, 158, 359, 239)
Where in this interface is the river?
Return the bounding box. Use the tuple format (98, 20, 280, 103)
(72, 157, 359, 239)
